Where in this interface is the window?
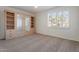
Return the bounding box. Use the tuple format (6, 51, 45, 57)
(63, 11, 69, 28)
(48, 10, 69, 28)
(25, 16, 31, 32)
(57, 11, 63, 28)
(17, 14, 22, 31)
(48, 12, 57, 27)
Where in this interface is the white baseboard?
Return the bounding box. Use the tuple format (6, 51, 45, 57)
(36, 32, 79, 42)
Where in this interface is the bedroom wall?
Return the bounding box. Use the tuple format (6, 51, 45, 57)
(0, 7, 5, 39)
(35, 6, 79, 41)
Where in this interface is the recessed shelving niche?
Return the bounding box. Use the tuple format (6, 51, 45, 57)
(6, 12, 15, 29)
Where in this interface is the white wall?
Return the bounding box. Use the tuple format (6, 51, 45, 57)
(0, 6, 34, 39)
(0, 7, 5, 39)
(35, 6, 79, 41)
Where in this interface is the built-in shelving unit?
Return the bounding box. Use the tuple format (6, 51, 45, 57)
(31, 17, 34, 28)
(6, 12, 15, 29)
(5, 11, 35, 40)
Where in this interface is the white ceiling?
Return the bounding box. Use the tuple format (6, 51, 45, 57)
(11, 6, 55, 14)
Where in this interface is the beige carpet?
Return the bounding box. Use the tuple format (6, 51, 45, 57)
(0, 34, 79, 52)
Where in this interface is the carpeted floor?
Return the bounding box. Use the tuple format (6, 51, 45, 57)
(0, 34, 79, 52)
